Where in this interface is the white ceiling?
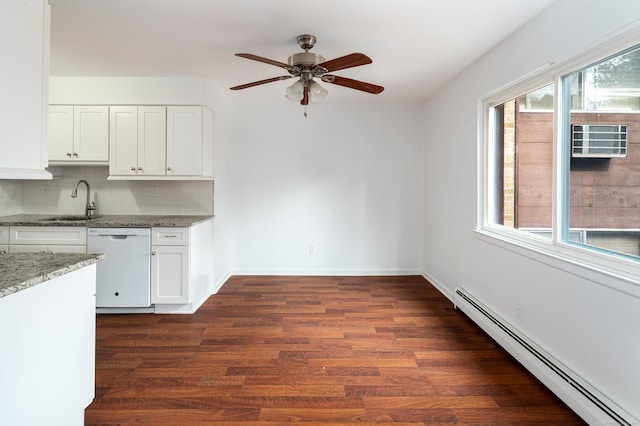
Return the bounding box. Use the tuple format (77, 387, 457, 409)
(49, 0, 556, 102)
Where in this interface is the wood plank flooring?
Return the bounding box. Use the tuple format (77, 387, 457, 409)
(85, 275, 586, 425)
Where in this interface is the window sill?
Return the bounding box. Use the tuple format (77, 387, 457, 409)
(474, 227, 640, 299)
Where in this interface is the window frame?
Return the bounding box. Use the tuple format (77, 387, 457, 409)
(477, 27, 640, 296)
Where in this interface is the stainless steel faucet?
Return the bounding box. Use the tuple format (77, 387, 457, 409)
(71, 179, 96, 217)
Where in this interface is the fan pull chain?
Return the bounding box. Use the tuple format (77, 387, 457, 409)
(304, 105, 308, 118)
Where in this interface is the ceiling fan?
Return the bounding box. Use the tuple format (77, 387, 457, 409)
(230, 34, 384, 116)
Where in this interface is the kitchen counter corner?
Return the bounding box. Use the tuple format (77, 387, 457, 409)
(0, 253, 105, 298)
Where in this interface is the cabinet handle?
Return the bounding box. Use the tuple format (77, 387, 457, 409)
(73, 153, 78, 157)
(138, 167, 143, 171)
(131, 167, 136, 171)
(167, 167, 172, 171)
(67, 152, 72, 157)
(164, 235, 177, 238)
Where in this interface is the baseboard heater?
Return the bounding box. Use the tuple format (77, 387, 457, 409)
(454, 288, 637, 426)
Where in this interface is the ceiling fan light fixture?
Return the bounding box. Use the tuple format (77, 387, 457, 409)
(285, 80, 304, 102)
(308, 80, 328, 103)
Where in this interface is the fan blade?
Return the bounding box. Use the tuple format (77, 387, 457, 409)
(314, 53, 372, 73)
(321, 75, 384, 94)
(235, 53, 292, 70)
(301, 84, 310, 105)
(230, 75, 293, 90)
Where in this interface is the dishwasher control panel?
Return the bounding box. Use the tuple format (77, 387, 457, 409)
(88, 228, 150, 237)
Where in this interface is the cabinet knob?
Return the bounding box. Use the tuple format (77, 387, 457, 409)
(152, 251, 156, 256)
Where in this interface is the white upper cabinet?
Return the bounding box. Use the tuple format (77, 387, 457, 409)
(109, 105, 213, 180)
(109, 106, 138, 176)
(167, 106, 202, 176)
(49, 106, 109, 164)
(0, 0, 51, 179)
(109, 106, 166, 176)
(139, 106, 167, 175)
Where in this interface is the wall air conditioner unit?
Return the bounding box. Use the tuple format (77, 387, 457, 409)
(572, 124, 627, 158)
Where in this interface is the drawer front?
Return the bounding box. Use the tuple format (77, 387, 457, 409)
(9, 244, 49, 253)
(0, 226, 8, 245)
(152, 227, 190, 246)
(10, 226, 87, 245)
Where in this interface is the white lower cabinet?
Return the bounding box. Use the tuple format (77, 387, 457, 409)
(151, 244, 189, 304)
(151, 220, 213, 313)
(8, 226, 87, 253)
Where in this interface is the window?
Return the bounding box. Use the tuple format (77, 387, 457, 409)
(482, 41, 640, 275)
(490, 85, 554, 236)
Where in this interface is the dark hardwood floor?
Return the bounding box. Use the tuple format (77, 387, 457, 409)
(85, 275, 586, 425)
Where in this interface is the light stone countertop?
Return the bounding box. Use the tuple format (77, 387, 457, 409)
(0, 253, 105, 299)
(0, 214, 212, 228)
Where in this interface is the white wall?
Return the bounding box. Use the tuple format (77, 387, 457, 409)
(423, 0, 640, 421)
(50, 76, 212, 106)
(229, 99, 424, 275)
(0, 180, 23, 216)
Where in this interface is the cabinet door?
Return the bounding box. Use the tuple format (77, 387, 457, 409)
(151, 245, 189, 304)
(166, 106, 202, 176)
(138, 106, 166, 175)
(74, 106, 109, 162)
(109, 106, 138, 176)
(0, 0, 50, 176)
(48, 106, 74, 162)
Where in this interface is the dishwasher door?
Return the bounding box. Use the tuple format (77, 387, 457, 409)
(87, 228, 151, 308)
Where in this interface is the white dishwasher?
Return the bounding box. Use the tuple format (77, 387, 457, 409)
(87, 228, 152, 311)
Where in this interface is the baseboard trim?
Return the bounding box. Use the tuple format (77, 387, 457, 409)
(228, 268, 423, 276)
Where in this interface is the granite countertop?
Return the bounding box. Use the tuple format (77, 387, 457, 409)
(0, 253, 105, 299)
(0, 214, 213, 228)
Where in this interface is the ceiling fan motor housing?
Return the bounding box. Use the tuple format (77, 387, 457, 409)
(288, 52, 326, 67)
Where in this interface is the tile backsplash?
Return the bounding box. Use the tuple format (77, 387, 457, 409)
(19, 166, 213, 216)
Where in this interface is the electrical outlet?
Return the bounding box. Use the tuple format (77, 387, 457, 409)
(308, 244, 316, 255)
(143, 187, 159, 197)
